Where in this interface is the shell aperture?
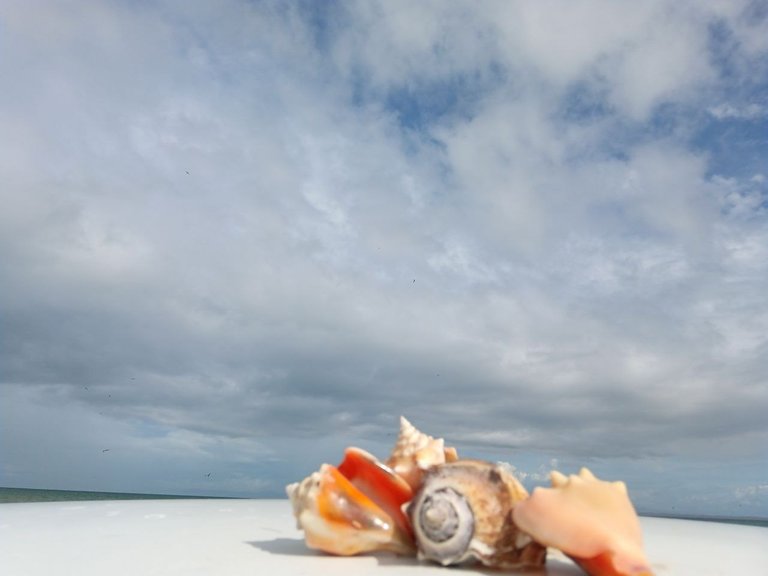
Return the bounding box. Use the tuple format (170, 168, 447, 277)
(286, 450, 414, 556)
(337, 447, 413, 538)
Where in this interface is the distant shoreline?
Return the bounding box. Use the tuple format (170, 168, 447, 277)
(0, 486, 236, 503)
(640, 511, 768, 528)
(2, 487, 765, 528)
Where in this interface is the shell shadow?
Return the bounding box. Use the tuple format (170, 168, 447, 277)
(244, 539, 417, 565)
(245, 537, 319, 557)
(244, 540, 419, 566)
(246, 540, 581, 575)
(376, 554, 583, 574)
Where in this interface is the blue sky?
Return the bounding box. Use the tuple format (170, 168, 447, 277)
(1, 1, 767, 517)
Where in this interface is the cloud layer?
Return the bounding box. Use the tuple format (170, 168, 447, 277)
(1, 0, 767, 515)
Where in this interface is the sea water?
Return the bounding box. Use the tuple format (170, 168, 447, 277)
(0, 487, 210, 503)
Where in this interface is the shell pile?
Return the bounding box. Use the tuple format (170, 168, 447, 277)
(286, 416, 654, 576)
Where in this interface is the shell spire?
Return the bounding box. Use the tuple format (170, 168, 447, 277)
(386, 416, 458, 490)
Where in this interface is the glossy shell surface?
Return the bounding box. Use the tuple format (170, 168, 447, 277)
(286, 448, 413, 556)
(512, 468, 654, 576)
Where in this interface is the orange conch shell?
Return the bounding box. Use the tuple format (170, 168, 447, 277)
(386, 416, 459, 490)
(512, 468, 654, 576)
(286, 447, 414, 556)
(337, 447, 413, 539)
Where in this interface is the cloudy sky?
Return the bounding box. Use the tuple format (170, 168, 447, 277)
(1, 1, 767, 517)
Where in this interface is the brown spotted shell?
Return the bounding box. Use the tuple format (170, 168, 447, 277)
(406, 460, 546, 569)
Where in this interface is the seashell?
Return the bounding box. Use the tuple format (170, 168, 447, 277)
(406, 460, 546, 569)
(511, 468, 654, 576)
(286, 447, 414, 556)
(336, 447, 413, 539)
(386, 416, 459, 490)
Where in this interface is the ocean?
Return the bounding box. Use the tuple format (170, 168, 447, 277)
(641, 512, 768, 528)
(0, 486, 218, 503)
(2, 487, 765, 528)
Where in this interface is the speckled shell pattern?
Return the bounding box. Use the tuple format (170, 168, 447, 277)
(406, 460, 546, 569)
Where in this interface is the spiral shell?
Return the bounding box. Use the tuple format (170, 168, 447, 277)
(386, 416, 458, 490)
(406, 460, 546, 568)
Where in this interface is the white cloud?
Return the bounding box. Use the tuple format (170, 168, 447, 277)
(734, 484, 768, 498)
(607, 13, 713, 120)
(427, 239, 499, 285)
(332, 0, 742, 122)
(708, 103, 767, 120)
(331, 0, 498, 91)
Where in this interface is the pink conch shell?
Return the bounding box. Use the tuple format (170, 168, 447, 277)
(512, 468, 654, 576)
(386, 416, 459, 490)
(286, 447, 414, 556)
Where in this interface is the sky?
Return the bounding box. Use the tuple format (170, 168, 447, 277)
(1, 0, 767, 517)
